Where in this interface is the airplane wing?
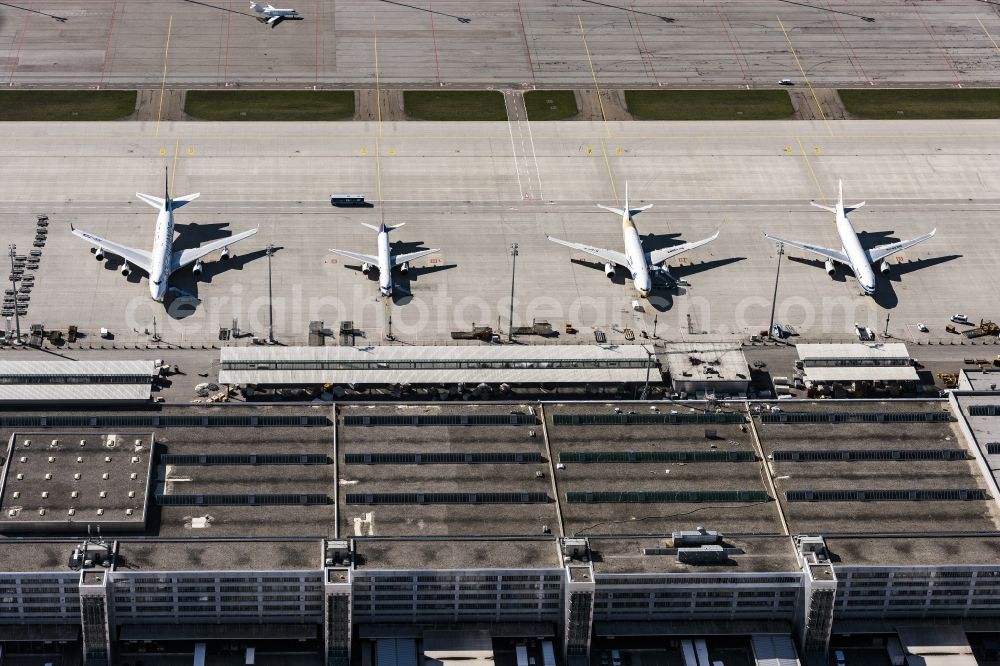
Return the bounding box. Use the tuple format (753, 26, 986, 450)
(647, 231, 719, 266)
(763, 234, 849, 264)
(328, 248, 379, 265)
(546, 235, 628, 266)
(393, 248, 439, 267)
(172, 227, 259, 271)
(71, 225, 153, 273)
(866, 229, 936, 263)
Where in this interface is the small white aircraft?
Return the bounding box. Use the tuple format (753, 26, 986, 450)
(764, 180, 936, 295)
(71, 169, 259, 303)
(546, 182, 719, 297)
(250, 1, 300, 27)
(329, 222, 439, 297)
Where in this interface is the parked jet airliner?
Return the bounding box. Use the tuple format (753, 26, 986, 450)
(764, 180, 935, 295)
(71, 170, 259, 302)
(328, 222, 439, 297)
(546, 183, 719, 297)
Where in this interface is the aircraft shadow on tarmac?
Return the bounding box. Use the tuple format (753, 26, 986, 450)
(96, 222, 271, 320)
(390, 263, 457, 305)
(784, 230, 961, 310)
(570, 253, 746, 313)
(340, 239, 456, 305)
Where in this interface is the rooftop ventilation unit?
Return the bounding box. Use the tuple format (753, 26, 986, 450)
(677, 545, 727, 564)
(673, 528, 722, 546)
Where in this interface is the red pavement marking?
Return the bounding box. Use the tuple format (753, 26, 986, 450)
(516, 0, 536, 85)
(827, 3, 872, 85)
(429, 0, 442, 84)
(629, 1, 660, 86)
(98, 0, 118, 88)
(910, 1, 963, 87)
(314, 0, 321, 85)
(223, 2, 232, 85)
(7, 4, 32, 85)
(715, 1, 750, 86)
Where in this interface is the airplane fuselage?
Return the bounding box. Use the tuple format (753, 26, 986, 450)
(377, 230, 393, 296)
(622, 214, 652, 297)
(148, 205, 175, 302)
(835, 211, 876, 295)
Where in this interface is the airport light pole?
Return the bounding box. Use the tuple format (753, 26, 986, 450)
(266, 244, 275, 344)
(639, 346, 654, 400)
(767, 242, 784, 339)
(7, 245, 20, 345)
(508, 242, 518, 342)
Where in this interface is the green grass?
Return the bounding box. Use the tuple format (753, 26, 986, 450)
(839, 88, 1000, 119)
(184, 90, 355, 121)
(0, 91, 136, 121)
(625, 89, 794, 120)
(404, 90, 507, 121)
(524, 90, 579, 121)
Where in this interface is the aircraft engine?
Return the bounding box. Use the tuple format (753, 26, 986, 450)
(604, 262, 616, 278)
(220, 247, 232, 261)
(361, 262, 372, 275)
(192, 260, 204, 276)
(824, 259, 835, 276)
(880, 259, 890, 274)
(121, 262, 131, 277)
(94, 249, 104, 261)
(400, 262, 410, 274)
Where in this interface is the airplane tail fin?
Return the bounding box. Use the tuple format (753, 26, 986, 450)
(170, 193, 200, 210)
(136, 192, 166, 210)
(597, 203, 628, 217)
(597, 181, 653, 218)
(809, 200, 837, 214)
(250, 1, 262, 12)
(362, 222, 406, 233)
(832, 179, 865, 214)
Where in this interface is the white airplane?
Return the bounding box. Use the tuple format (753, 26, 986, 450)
(250, 1, 300, 26)
(71, 170, 259, 303)
(764, 180, 936, 295)
(329, 222, 439, 297)
(546, 183, 719, 297)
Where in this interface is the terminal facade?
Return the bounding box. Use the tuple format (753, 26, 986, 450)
(0, 393, 999, 664)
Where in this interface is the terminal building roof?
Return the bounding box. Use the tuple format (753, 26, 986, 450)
(0, 359, 158, 403)
(218, 344, 656, 385)
(0, 400, 996, 573)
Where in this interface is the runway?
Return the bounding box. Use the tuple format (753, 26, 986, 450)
(2, 1, 1000, 88)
